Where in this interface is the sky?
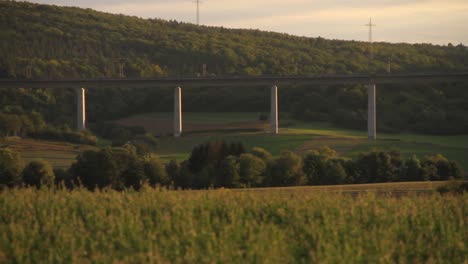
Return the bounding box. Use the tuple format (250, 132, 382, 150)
(30, 0, 468, 45)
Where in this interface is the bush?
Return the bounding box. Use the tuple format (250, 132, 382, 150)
(267, 151, 306, 187)
(437, 180, 468, 194)
(218, 156, 240, 188)
(70, 147, 145, 190)
(400, 155, 426, 182)
(165, 160, 180, 184)
(22, 159, 55, 188)
(31, 128, 96, 145)
(238, 153, 266, 187)
(354, 150, 398, 183)
(131, 134, 159, 155)
(54, 168, 75, 189)
(303, 147, 343, 185)
(143, 156, 169, 186)
(90, 122, 145, 146)
(0, 148, 24, 188)
(250, 147, 272, 162)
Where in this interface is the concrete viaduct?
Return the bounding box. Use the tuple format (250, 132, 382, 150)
(1, 73, 468, 139)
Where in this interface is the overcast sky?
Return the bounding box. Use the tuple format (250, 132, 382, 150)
(29, 0, 468, 45)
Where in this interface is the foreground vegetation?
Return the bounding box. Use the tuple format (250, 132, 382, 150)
(0, 187, 465, 263)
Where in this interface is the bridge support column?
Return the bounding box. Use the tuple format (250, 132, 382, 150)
(77, 88, 86, 131)
(271, 85, 278, 134)
(368, 83, 376, 140)
(174, 87, 182, 137)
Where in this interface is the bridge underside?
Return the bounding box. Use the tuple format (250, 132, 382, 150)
(0, 73, 467, 89)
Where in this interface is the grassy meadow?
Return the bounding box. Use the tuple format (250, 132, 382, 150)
(129, 112, 468, 170)
(0, 186, 466, 263)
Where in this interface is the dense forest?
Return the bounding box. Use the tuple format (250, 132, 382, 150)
(1, 1, 468, 136)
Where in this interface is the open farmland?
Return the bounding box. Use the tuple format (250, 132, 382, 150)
(0, 187, 465, 263)
(0, 137, 97, 169)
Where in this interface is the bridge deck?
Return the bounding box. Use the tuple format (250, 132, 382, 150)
(0, 73, 467, 88)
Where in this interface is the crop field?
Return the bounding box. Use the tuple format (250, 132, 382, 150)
(0, 186, 465, 263)
(0, 137, 97, 169)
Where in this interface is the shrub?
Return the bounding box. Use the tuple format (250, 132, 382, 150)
(437, 180, 468, 194)
(54, 168, 75, 189)
(165, 160, 180, 184)
(400, 155, 426, 182)
(31, 128, 97, 145)
(303, 147, 343, 185)
(0, 148, 24, 188)
(239, 153, 266, 187)
(143, 156, 169, 186)
(267, 151, 306, 187)
(354, 150, 398, 183)
(218, 155, 240, 188)
(250, 147, 272, 162)
(70, 147, 145, 190)
(22, 159, 55, 188)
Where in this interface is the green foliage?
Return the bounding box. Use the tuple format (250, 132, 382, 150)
(436, 180, 468, 194)
(250, 147, 273, 162)
(218, 155, 240, 187)
(69, 147, 146, 190)
(31, 128, 97, 145)
(91, 122, 145, 146)
(302, 146, 346, 185)
(400, 155, 425, 181)
(421, 154, 462, 181)
(238, 153, 266, 187)
(143, 156, 169, 187)
(353, 150, 400, 183)
(22, 159, 55, 188)
(0, 148, 24, 188)
(266, 151, 306, 187)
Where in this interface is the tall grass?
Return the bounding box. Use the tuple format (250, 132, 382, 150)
(0, 187, 466, 263)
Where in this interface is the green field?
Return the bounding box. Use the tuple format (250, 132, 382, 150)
(0, 186, 465, 263)
(137, 112, 468, 171)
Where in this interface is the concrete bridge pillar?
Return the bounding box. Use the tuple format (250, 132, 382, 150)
(174, 87, 182, 137)
(77, 88, 86, 131)
(368, 83, 376, 140)
(271, 85, 278, 134)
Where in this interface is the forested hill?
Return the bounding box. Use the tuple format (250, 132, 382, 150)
(1, 1, 468, 79)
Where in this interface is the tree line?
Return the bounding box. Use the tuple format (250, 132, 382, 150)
(1, 2, 467, 80)
(0, 142, 463, 190)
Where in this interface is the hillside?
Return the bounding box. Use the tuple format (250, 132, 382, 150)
(0, 1, 468, 136)
(1, 1, 468, 79)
